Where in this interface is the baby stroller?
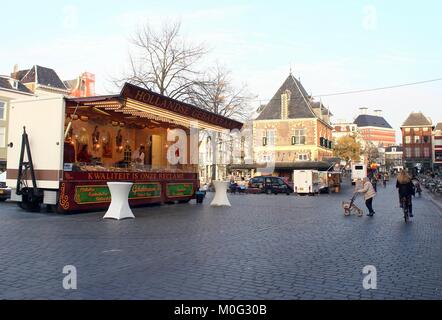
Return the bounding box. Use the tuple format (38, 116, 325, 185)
(342, 193, 363, 217)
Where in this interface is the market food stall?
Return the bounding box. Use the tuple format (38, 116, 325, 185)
(6, 83, 242, 213)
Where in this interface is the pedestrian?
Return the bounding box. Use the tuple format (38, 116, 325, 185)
(355, 177, 377, 217)
(370, 174, 378, 192)
(396, 170, 415, 217)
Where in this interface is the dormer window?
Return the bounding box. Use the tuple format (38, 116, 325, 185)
(8, 79, 19, 90)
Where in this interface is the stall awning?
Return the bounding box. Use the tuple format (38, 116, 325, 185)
(66, 83, 243, 132)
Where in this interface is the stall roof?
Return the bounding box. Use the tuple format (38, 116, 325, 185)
(66, 83, 243, 131)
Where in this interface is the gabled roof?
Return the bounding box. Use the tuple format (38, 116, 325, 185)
(401, 112, 432, 127)
(13, 69, 30, 81)
(19, 65, 68, 91)
(354, 114, 393, 129)
(0, 77, 33, 94)
(434, 122, 442, 131)
(64, 79, 77, 90)
(256, 74, 318, 120)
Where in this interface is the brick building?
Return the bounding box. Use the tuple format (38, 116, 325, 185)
(353, 108, 396, 147)
(433, 122, 442, 171)
(385, 145, 403, 172)
(401, 112, 433, 172)
(249, 74, 333, 179)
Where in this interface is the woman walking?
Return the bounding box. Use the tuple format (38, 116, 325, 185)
(355, 177, 377, 217)
(396, 170, 415, 217)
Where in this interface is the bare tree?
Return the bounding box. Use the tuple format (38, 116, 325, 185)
(187, 65, 252, 181)
(187, 65, 252, 121)
(115, 21, 207, 100)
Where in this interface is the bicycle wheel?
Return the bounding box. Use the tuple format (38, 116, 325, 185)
(402, 198, 409, 223)
(403, 206, 409, 223)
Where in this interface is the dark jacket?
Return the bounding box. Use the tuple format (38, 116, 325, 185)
(396, 180, 414, 198)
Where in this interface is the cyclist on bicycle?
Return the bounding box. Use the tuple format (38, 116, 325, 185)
(396, 170, 415, 217)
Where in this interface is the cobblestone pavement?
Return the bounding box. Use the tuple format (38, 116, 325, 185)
(0, 179, 441, 300)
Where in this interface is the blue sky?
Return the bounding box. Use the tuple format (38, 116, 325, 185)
(1, 0, 441, 137)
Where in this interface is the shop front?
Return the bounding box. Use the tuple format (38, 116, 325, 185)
(6, 83, 242, 213)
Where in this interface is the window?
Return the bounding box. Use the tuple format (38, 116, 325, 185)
(263, 130, 275, 146)
(267, 130, 276, 146)
(405, 148, 412, 157)
(414, 128, 419, 133)
(424, 148, 430, 158)
(392, 147, 397, 152)
(298, 153, 309, 161)
(414, 136, 421, 144)
(0, 127, 5, 148)
(293, 129, 306, 145)
(435, 139, 442, 147)
(123, 145, 132, 162)
(423, 136, 430, 143)
(414, 147, 420, 157)
(0, 101, 5, 120)
(405, 136, 411, 144)
(423, 128, 429, 132)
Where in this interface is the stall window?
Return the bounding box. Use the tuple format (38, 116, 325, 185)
(0, 101, 6, 120)
(414, 136, 421, 144)
(404, 136, 411, 144)
(0, 127, 5, 148)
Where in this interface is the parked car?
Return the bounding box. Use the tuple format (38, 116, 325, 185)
(248, 176, 293, 195)
(0, 171, 11, 202)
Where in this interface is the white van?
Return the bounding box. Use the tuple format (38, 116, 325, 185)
(293, 170, 320, 195)
(351, 163, 367, 184)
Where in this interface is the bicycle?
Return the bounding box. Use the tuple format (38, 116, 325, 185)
(400, 196, 410, 223)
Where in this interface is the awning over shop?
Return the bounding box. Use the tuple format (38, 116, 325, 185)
(65, 83, 243, 132)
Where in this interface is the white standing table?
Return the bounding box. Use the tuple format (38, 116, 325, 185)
(210, 180, 231, 207)
(103, 182, 135, 220)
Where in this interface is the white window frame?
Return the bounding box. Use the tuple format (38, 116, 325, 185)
(266, 129, 276, 146)
(298, 153, 309, 161)
(293, 129, 306, 145)
(0, 127, 6, 148)
(0, 100, 6, 120)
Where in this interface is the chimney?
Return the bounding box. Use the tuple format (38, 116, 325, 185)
(374, 109, 382, 117)
(12, 64, 19, 79)
(359, 107, 368, 115)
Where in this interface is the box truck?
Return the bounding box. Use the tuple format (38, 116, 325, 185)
(293, 170, 320, 195)
(351, 163, 367, 185)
